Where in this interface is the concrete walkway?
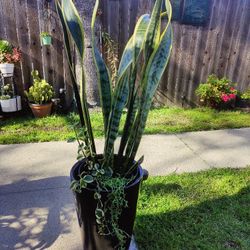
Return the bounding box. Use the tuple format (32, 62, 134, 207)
(0, 128, 250, 249)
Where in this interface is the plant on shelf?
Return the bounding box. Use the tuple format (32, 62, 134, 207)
(0, 83, 22, 112)
(40, 32, 52, 45)
(56, 0, 172, 249)
(0, 84, 13, 100)
(25, 70, 54, 118)
(195, 74, 237, 109)
(0, 40, 21, 76)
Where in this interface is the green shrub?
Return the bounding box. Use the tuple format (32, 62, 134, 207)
(241, 89, 250, 100)
(195, 75, 237, 108)
(25, 70, 54, 104)
(0, 40, 12, 54)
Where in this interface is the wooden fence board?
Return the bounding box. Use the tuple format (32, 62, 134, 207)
(14, 0, 32, 91)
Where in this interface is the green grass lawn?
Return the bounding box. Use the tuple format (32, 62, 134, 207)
(136, 167, 250, 250)
(1, 107, 250, 144)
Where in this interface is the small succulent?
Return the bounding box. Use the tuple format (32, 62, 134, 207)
(40, 32, 51, 38)
(25, 70, 54, 105)
(0, 84, 13, 100)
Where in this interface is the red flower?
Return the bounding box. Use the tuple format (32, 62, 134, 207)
(229, 93, 236, 99)
(221, 93, 230, 102)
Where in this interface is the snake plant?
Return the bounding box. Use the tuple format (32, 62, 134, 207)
(56, 0, 173, 175)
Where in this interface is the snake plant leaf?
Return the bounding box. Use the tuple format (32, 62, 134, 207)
(104, 14, 151, 166)
(126, 1, 173, 160)
(118, 14, 150, 76)
(57, 0, 96, 154)
(61, 0, 84, 59)
(165, 0, 173, 26)
(56, 1, 86, 127)
(91, 0, 112, 134)
(144, 0, 163, 61)
(133, 14, 150, 61)
(104, 68, 130, 164)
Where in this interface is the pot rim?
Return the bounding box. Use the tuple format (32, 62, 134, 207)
(29, 102, 52, 107)
(70, 157, 144, 192)
(0, 96, 21, 101)
(0, 63, 14, 66)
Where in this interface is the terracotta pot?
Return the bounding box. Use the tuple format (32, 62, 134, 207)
(29, 102, 52, 118)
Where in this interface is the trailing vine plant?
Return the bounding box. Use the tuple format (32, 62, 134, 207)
(56, 0, 173, 248)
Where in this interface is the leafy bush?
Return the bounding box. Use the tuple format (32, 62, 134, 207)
(0, 40, 21, 64)
(195, 75, 237, 108)
(0, 40, 12, 54)
(25, 70, 54, 104)
(241, 89, 250, 100)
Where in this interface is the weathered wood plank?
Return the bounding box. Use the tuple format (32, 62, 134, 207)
(14, 0, 32, 90)
(26, 0, 43, 76)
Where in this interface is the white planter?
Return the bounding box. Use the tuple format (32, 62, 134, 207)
(0, 63, 14, 77)
(0, 96, 22, 112)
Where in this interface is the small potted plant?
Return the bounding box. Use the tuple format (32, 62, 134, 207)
(25, 70, 54, 118)
(196, 75, 237, 109)
(40, 32, 52, 45)
(0, 84, 22, 112)
(237, 89, 250, 108)
(56, 0, 172, 249)
(0, 40, 22, 77)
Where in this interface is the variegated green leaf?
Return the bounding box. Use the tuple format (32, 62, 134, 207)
(61, 0, 84, 59)
(144, 0, 163, 61)
(55, 1, 86, 127)
(133, 14, 150, 61)
(126, 0, 173, 160)
(57, 0, 96, 154)
(104, 14, 151, 166)
(104, 68, 131, 164)
(91, 0, 112, 134)
(118, 14, 150, 76)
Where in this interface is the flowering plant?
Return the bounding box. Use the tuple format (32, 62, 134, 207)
(196, 75, 237, 108)
(0, 40, 22, 64)
(220, 87, 237, 103)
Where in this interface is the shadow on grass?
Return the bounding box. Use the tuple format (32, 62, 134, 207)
(0, 177, 77, 250)
(135, 185, 250, 250)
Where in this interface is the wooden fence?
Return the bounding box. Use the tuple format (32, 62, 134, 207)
(100, 0, 250, 106)
(0, 0, 73, 108)
(0, 0, 249, 108)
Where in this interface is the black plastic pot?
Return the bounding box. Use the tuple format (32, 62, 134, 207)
(70, 158, 145, 250)
(236, 98, 250, 108)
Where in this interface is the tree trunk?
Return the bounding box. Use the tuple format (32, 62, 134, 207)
(75, 0, 100, 107)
